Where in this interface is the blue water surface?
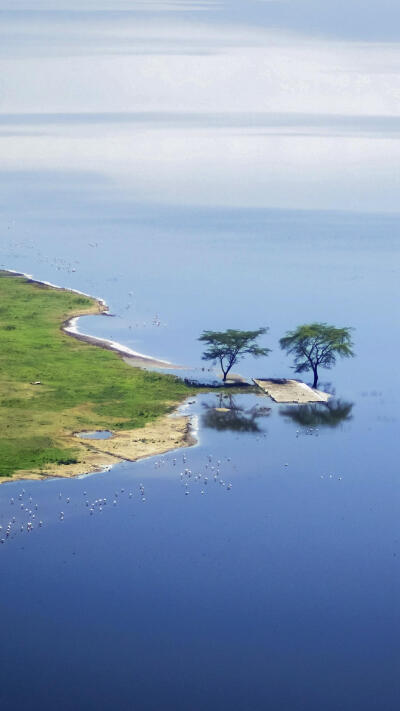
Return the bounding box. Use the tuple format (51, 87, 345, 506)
(0, 187, 399, 710)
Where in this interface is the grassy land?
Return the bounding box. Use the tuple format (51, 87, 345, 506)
(0, 272, 193, 477)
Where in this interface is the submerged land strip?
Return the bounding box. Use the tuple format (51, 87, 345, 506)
(253, 379, 331, 404)
(0, 270, 196, 483)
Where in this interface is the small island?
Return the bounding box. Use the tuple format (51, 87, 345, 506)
(0, 271, 195, 482)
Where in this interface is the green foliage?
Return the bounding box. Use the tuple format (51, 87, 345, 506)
(198, 328, 270, 381)
(279, 322, 354, 388)
(1, 437, 79, 474)
(0, 273, 193, 476)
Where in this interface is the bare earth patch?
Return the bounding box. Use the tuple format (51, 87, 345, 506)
(0, 415, 195, 484)
(253, 379, 331, 403)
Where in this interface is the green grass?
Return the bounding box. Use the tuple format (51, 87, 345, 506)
(0, 272, 193, 477)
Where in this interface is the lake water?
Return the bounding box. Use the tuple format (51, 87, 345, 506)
(0, 195, 399, 709)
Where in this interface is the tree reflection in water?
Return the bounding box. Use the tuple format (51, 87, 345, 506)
(202, 393, 271, 433)
(280, 399, 353, 428)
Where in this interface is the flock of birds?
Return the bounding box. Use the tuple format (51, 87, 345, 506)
(2, 236, 81, 275)
(0, 235, 344, 552)
(0, 483, 148, 545)
(1, 237, 165, 330)
(0, 439, 346, 548)
(0, 386, 347, 550)
(296, 427, 320, 437)
(0, 452, 236, 547)
(1, 489, 45, 543)
(176, 452, 233, 495)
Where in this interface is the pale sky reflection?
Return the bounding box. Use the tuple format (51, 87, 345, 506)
(1, 1, 400, 213)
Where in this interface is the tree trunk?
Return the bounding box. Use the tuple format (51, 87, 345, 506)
(219, 356, 227, 382)
(222, 357, 235, 383)
(312, 367, 318, 389)
(224, 364, 234, 382)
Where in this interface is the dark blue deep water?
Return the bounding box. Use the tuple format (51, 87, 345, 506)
(0, 194, 399, 710)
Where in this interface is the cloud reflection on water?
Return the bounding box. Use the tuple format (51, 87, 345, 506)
(1, 1, 400, 213)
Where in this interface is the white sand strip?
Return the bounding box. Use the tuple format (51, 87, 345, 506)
(2, 268, 172, 366)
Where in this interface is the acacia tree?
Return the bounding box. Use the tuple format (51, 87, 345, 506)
(199, 328, 270, 382)
(279, 323, 354, 388)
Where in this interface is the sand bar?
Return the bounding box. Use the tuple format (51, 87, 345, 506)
(253, 379, 331, 403)
(122, 356, 184, 370)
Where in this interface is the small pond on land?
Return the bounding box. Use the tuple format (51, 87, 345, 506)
(76, 430, 113, 440)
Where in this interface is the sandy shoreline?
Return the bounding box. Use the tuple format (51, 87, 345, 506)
(5, 269, 177, 369)
(0, 269, 195, 484)
(62, 314, 181, 369)
(0, 414, 196, 485)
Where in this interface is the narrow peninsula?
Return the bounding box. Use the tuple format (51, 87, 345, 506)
(0, 271, 195, 482)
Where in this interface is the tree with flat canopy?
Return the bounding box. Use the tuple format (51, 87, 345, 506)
(199, 328, 270, 383)
(279, 323, 354, 389)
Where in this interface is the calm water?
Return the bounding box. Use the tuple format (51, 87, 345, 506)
(0, 196, 399, 710)
(77, 430, 113, 440)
